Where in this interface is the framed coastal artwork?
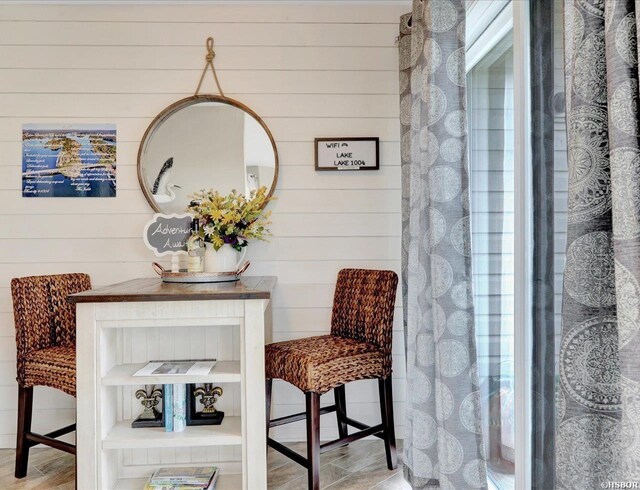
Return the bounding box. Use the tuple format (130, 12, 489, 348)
(22, 124, 116, 197)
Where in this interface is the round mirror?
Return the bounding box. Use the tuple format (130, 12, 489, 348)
(138, 95, 278, 214)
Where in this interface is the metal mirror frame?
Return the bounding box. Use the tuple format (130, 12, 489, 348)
(137, 94, 279, 213)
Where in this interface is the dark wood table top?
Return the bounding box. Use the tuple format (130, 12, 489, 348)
(67, 276, 277, 303)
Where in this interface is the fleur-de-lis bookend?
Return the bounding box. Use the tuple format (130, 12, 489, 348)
(186, 383, 225, 426)
(193, 384, 223, 414)
(131, 385, 164, 428)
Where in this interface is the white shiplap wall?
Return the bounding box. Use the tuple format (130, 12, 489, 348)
(0, 3, 406, 447)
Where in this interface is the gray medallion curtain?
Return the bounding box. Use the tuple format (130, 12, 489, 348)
(399, 1, 487, 488)
(559, 0, 640, 488)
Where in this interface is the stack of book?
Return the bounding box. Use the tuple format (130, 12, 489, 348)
(162, 384, 186, 432)
(144, 466, 219, 490)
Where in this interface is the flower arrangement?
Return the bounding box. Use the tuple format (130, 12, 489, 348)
(188, 186, 273, 252)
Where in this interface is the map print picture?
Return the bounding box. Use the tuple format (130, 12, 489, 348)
(22, 124, 116, 197)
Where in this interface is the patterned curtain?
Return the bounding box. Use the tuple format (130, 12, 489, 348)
(558, 0, 640, 488)
(399, 1, 487, 488)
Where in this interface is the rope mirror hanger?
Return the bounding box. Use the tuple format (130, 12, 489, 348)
(195, 37, 225, 97)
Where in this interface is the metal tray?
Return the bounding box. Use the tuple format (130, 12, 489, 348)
(152, 261, 250, 283)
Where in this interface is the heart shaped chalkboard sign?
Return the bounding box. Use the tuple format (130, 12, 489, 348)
(143, 213, 193, 256)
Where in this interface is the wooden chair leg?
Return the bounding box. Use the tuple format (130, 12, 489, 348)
(265, 379, 273, 439)
(378, 377, 397, 470)
(334, 385, 348, 439)
(15, 386, 33, 478)
(306, 392, 321, 490)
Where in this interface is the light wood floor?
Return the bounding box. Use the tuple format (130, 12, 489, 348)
(0, 440, 409, 490)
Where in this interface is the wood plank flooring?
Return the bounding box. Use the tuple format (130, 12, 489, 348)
(0, 440, 409, 489)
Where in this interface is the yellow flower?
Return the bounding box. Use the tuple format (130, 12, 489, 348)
(211, 235, 224, 250)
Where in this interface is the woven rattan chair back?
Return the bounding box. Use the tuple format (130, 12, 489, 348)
(11, 273, 91, 388)
(330, 268, 398, 375)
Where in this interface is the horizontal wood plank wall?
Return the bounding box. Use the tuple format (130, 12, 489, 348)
(0, 3, 406, 447)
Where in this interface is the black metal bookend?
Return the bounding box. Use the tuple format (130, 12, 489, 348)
(186, 383, 225, 426)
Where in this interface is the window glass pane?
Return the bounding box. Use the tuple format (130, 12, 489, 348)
(468, 31, 515, 490)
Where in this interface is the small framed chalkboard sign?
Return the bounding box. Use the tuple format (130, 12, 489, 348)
(143, 213, 193, 257)
(315, 137, 379, 171)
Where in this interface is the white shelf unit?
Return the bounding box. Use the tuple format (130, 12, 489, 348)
(98, 324, 244, 489)
(76, 296, 272, 490)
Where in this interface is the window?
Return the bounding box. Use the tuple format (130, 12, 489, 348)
(467, 5, 515, 490)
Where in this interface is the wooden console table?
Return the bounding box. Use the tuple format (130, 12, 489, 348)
(68, 276, 276, 490)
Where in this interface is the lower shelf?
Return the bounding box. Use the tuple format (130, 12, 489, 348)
(103, 417, 242, 449)
(113, 474, 241, 490)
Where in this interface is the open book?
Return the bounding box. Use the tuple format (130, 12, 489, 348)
(133, 359, 217, 377)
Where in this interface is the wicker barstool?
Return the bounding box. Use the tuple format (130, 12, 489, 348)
(11, 273, 91, 478)
(265, 268, 398, 490)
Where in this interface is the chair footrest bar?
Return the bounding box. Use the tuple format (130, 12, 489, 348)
(320, 424, 384, 454)
(345, 416, 385, 440)
(26, 433, 76, 454)
(43, 423, 76, 440)
(267, 437, 309, 468)
(269, 405, 337, 428)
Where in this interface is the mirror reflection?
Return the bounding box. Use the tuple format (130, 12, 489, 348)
(139, 98, 277, 214)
